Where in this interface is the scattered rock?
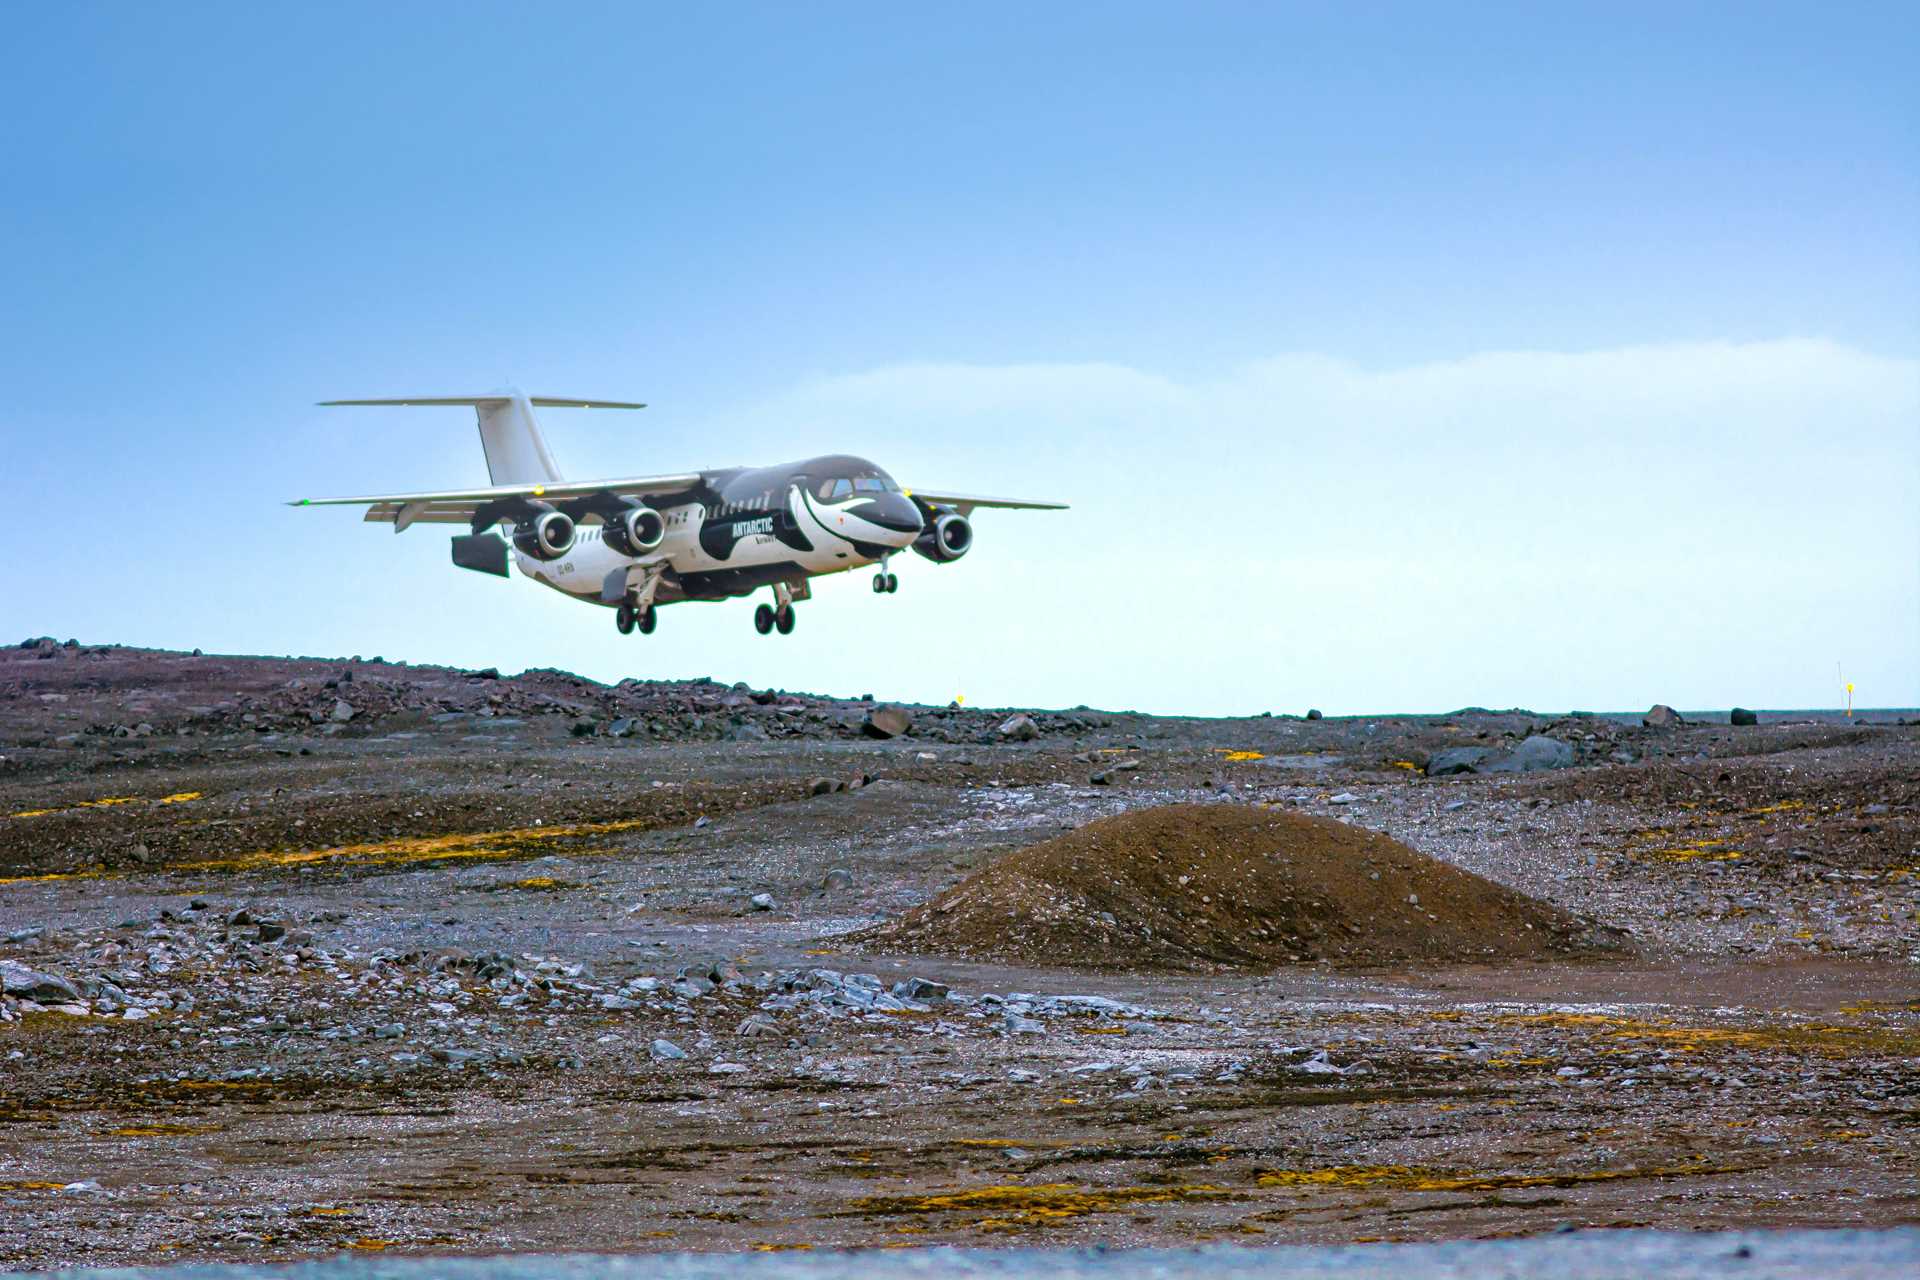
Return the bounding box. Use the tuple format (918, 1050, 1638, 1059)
(1306, 709, 1323, 720)
(0, 961, 81, 1004)
(1643, 704, 1684, 729)
(862, 706, 912, 739)
(997, 714, 1040, 742)
(649, 1039, 687, 1061)
(808, 777, 840, 797)
(1427, 747, 1496, 777)
(821, 867, 854, 890)
(748, 893, 776, 912)
(1730, 707, 1759, 726)
(735, 1013, 780, 1037)
(329, 698, 356, 723)
(1484, 735, 1576, 774)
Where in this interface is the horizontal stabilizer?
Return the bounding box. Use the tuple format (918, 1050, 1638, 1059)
(319, 396, 645, 409)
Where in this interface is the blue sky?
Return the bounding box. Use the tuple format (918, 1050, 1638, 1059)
(4, 3, 1915, 713)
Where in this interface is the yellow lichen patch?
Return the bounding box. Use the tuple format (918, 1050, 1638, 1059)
(1257, 1163, 1745, 1193)
(1389, 760, 1418, 771)
(1501, 1012, 1920, 1059)
(1256, 1165, 1422, 1188)
(110, 1123, 220, 1137)
(1218, 750, 1266, 762)
(1077, 1025, 1128, 1035)
(751, 1243, 814, 1252)
(498, 876, 571, 892)
(847, 1182, 1237, 1228)
(169, 816, 659, 875)
(0, 868, 109, 887)
(309, 1207, 353, 1217)
(6, 791, 202, 820)
(1747, 801, 1806, 816)
(1637, 839, 1741, 863)
(347, 1240, 396, 1251)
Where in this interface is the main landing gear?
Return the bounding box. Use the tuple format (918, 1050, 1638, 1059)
(615, 598, 657, 635)
(754, 582, 799, 636)
(754, 603, 795, 635)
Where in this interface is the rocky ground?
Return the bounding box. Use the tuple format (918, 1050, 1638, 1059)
(1, 640, 1916, 1272)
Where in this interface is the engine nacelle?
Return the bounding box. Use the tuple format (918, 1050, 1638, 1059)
(512, 509, 576, 561)
(603, 505, 666, 558)
(912, 511, 973, 563)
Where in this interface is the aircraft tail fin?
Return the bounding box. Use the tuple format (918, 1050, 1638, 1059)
(317, 392, 646, 486)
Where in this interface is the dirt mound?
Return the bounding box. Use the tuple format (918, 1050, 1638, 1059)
(854, 803, 1595, 970)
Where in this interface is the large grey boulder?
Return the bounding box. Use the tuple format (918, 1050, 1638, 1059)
(1485, 735, 1577, 773)
(1730, 707, 1759, 726)
(1643, 704, 1684, 729)
(1, 961, 81, 1004)
(1426, 747, 1496, 777)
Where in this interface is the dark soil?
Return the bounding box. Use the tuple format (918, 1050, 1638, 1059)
(852, 804, 1597, 970)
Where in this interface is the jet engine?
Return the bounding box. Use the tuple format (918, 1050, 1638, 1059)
(512, 509, 577, 561)
(912, 511, 973, 563)
(603, 505, 666, 557)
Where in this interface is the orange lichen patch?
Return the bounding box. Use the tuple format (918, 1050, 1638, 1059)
(309, 1207, 353, 1217)
(347, 1240, 396, 1251)
(169, 816, 658, 875)
(847, 1182, 1237, 1228)
(0, 1182, 68, 1192)
(1256, 1162, 1745, 1192)
(497, 876, 572, 892)
(6, 791, 202, 820)
(110, 1123, 220, 1138)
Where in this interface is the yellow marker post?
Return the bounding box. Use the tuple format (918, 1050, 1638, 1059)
(1845, 683, 1854, 718)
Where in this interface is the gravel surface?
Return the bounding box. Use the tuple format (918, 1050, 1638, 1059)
(2, 642, 1916, 1270)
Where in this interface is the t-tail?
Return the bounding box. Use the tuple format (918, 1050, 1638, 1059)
(315, 391, 647, 485)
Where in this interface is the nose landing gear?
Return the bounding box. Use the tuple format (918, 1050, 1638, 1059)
(872, 554, 899, 594)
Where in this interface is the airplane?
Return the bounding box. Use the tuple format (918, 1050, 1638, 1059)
(290, 391, 1067, 636)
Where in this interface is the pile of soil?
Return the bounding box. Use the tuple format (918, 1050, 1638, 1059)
(854, 803, 1595, 970)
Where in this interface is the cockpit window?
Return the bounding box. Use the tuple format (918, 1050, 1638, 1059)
(817, 472, 896, 500)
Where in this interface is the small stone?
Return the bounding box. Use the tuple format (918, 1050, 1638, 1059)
(227, 908, 254, 927)
(890, 978, 950, 1002)
(748, 893, 775, 912)
(329, 698, 356, 723)
(736, 1014, 780, 1037)
(372, 1023, 405, 1040)
(1329, 792, 1358, 805)
(650, 1038, 688, 1061)
(821, 867, 854, 890)
(255, 922, 287, 943)
(808, 777, 839, 797)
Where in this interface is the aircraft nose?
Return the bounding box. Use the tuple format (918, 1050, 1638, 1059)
(858, 493, 925, 540)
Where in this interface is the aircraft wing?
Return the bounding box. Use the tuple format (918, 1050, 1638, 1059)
(905, 490, 1069, 515)
(290, 474, 704, 530)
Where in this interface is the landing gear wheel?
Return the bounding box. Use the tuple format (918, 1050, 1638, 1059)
(884, 573, 899, 594)
(637, 606, 657, 635)
(615, 600, 636, 634)
(775, 605, 796, 635)
(872, 573, 886, 594)
(754, 603, 775, 635)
